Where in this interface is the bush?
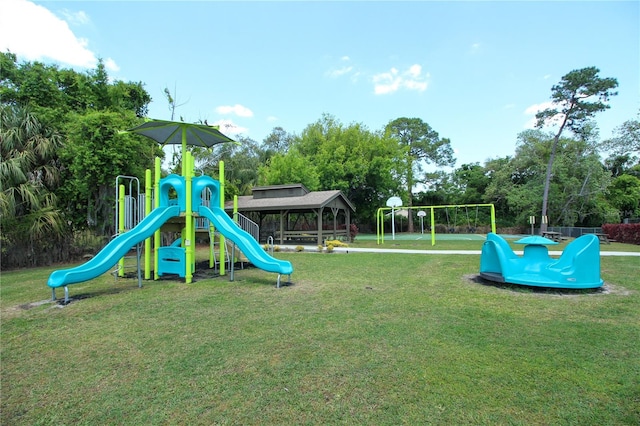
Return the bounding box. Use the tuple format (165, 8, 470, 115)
(0, 228, 108, 269)
(326, 244, 334, 253)
(601, 223, 640, 244)
(350, 223, 359, 241)
(435, 224, 448, 234)
(295, 245, 305, 252)
(324, 239, 348, 248)
(73, 230, 108, 255)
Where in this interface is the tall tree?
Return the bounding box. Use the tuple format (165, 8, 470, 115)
(262, 126, 294, 161)
(535, 66, 618, 232)
(200, 135, 263, 197)
(451, 163, 491, 205)
(485, 129, 612, 228)
(601, 116, 640, 161)
(385, 117, 455, 232)
(1, 52, 152, 126)
(607, 174, 640, 220)
(163, 84, 188, 121)
(258, 149, 320, 191)
(604, 153, 637, 178)
(257, 114, 400, 225)
(298, 114, 401, 223)
(60, 111, 160, 234)
(0, 105, 65, 266)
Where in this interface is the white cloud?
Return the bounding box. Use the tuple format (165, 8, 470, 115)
(0, 0, 98, 68)
(266, 116, 278, 122)
(104, 57, 120, 72)
(372, 64, 429, 95)
(60, 9, 90, 26)
(326, 55, 355, 78)
(524, 101, 555, 116)
(406, 64, 421, 78)
(215, 104, 254, 117)
(212, 119, 249, 136)
(523, 101, 565, 129)
(327, 66, 354, 78)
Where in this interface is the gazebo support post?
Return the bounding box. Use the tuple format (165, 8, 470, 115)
(331, 207, 339, 240)
(316, 207, 324, 246)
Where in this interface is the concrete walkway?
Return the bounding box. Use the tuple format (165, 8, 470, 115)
(280, 245, 640, 257)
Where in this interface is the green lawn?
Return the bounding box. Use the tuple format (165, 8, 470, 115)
(351, 232, 640, 252)
(1, 244, 639, 425)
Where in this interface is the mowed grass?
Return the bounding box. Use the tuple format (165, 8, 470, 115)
(1, 246, 639, 425)
(351, 232, 640, 253)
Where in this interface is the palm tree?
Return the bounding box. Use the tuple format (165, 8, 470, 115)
(1, 105, 65, 262)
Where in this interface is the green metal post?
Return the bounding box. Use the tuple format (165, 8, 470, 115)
(430, 207, 435, 246)
(185, 151, 193, 284)
(118, 184, 125, 277)
(219, 161, 225, 276)
(234, 195, 238, 222)
(491, 204, 496, 234)
(191, 153, 197, 275)
(144, 169, 152, 280)
(154, 157, 160, 280)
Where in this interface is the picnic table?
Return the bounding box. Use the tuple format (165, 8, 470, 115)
(592, 233, 610, 244)
(541, 231, 562, 242)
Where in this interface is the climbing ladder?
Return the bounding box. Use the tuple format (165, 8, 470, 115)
(113, 175, 144, 287)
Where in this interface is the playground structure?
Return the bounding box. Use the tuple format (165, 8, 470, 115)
(48, 150, 293, 303)
(376, 204, 496, 245)
(479, 233, 603, 289)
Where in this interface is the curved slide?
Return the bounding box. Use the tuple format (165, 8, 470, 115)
(198, 205, 293, 275)
(48, 206, 180, 288)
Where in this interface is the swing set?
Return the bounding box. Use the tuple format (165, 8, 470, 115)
(376, 203, 496, 246)
(446, 205, 481, 233)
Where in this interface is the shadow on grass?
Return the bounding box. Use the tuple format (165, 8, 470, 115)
(55, 282, 141, 306)
(54, 262, 294, 306)
(193, 261, 294, 288)
(466, 274, 611, 296)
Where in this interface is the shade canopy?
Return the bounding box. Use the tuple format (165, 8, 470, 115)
(514, 236, 559, 245)
(128, 119, 235, 148)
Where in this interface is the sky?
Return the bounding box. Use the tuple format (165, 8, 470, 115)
(1, 0, 638, 168)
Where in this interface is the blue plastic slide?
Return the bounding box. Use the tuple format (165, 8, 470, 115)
(198, 205, 293, 275)
(48, 206, 180, 288)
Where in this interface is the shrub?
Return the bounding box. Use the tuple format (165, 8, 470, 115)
(324, 239, 348, 248)
(295, 245, 304, 252)
(602, 223, 640, 244)
(274, 245, 281, 252)
(72, 230, 108, 255)
(326, 244, 334, 253)
(317, 245, 324, 252)
(350, 223, 359, 241)
(435, 224, 448, 234)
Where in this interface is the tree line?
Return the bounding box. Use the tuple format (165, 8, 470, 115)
(2, 51, 639, 267)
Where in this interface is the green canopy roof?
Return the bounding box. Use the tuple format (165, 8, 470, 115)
(127, 119, 235, 148)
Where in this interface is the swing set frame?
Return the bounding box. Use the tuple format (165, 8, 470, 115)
(376, 203, 496, 246)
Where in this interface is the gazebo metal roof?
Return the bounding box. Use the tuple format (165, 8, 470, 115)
(223, 184, 355, 245)
(225, 186, 356, 213)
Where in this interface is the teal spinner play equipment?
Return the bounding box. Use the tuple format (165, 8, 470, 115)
(479, 233, 603, 289)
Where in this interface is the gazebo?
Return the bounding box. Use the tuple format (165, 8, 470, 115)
(225, 184, 355, 245)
